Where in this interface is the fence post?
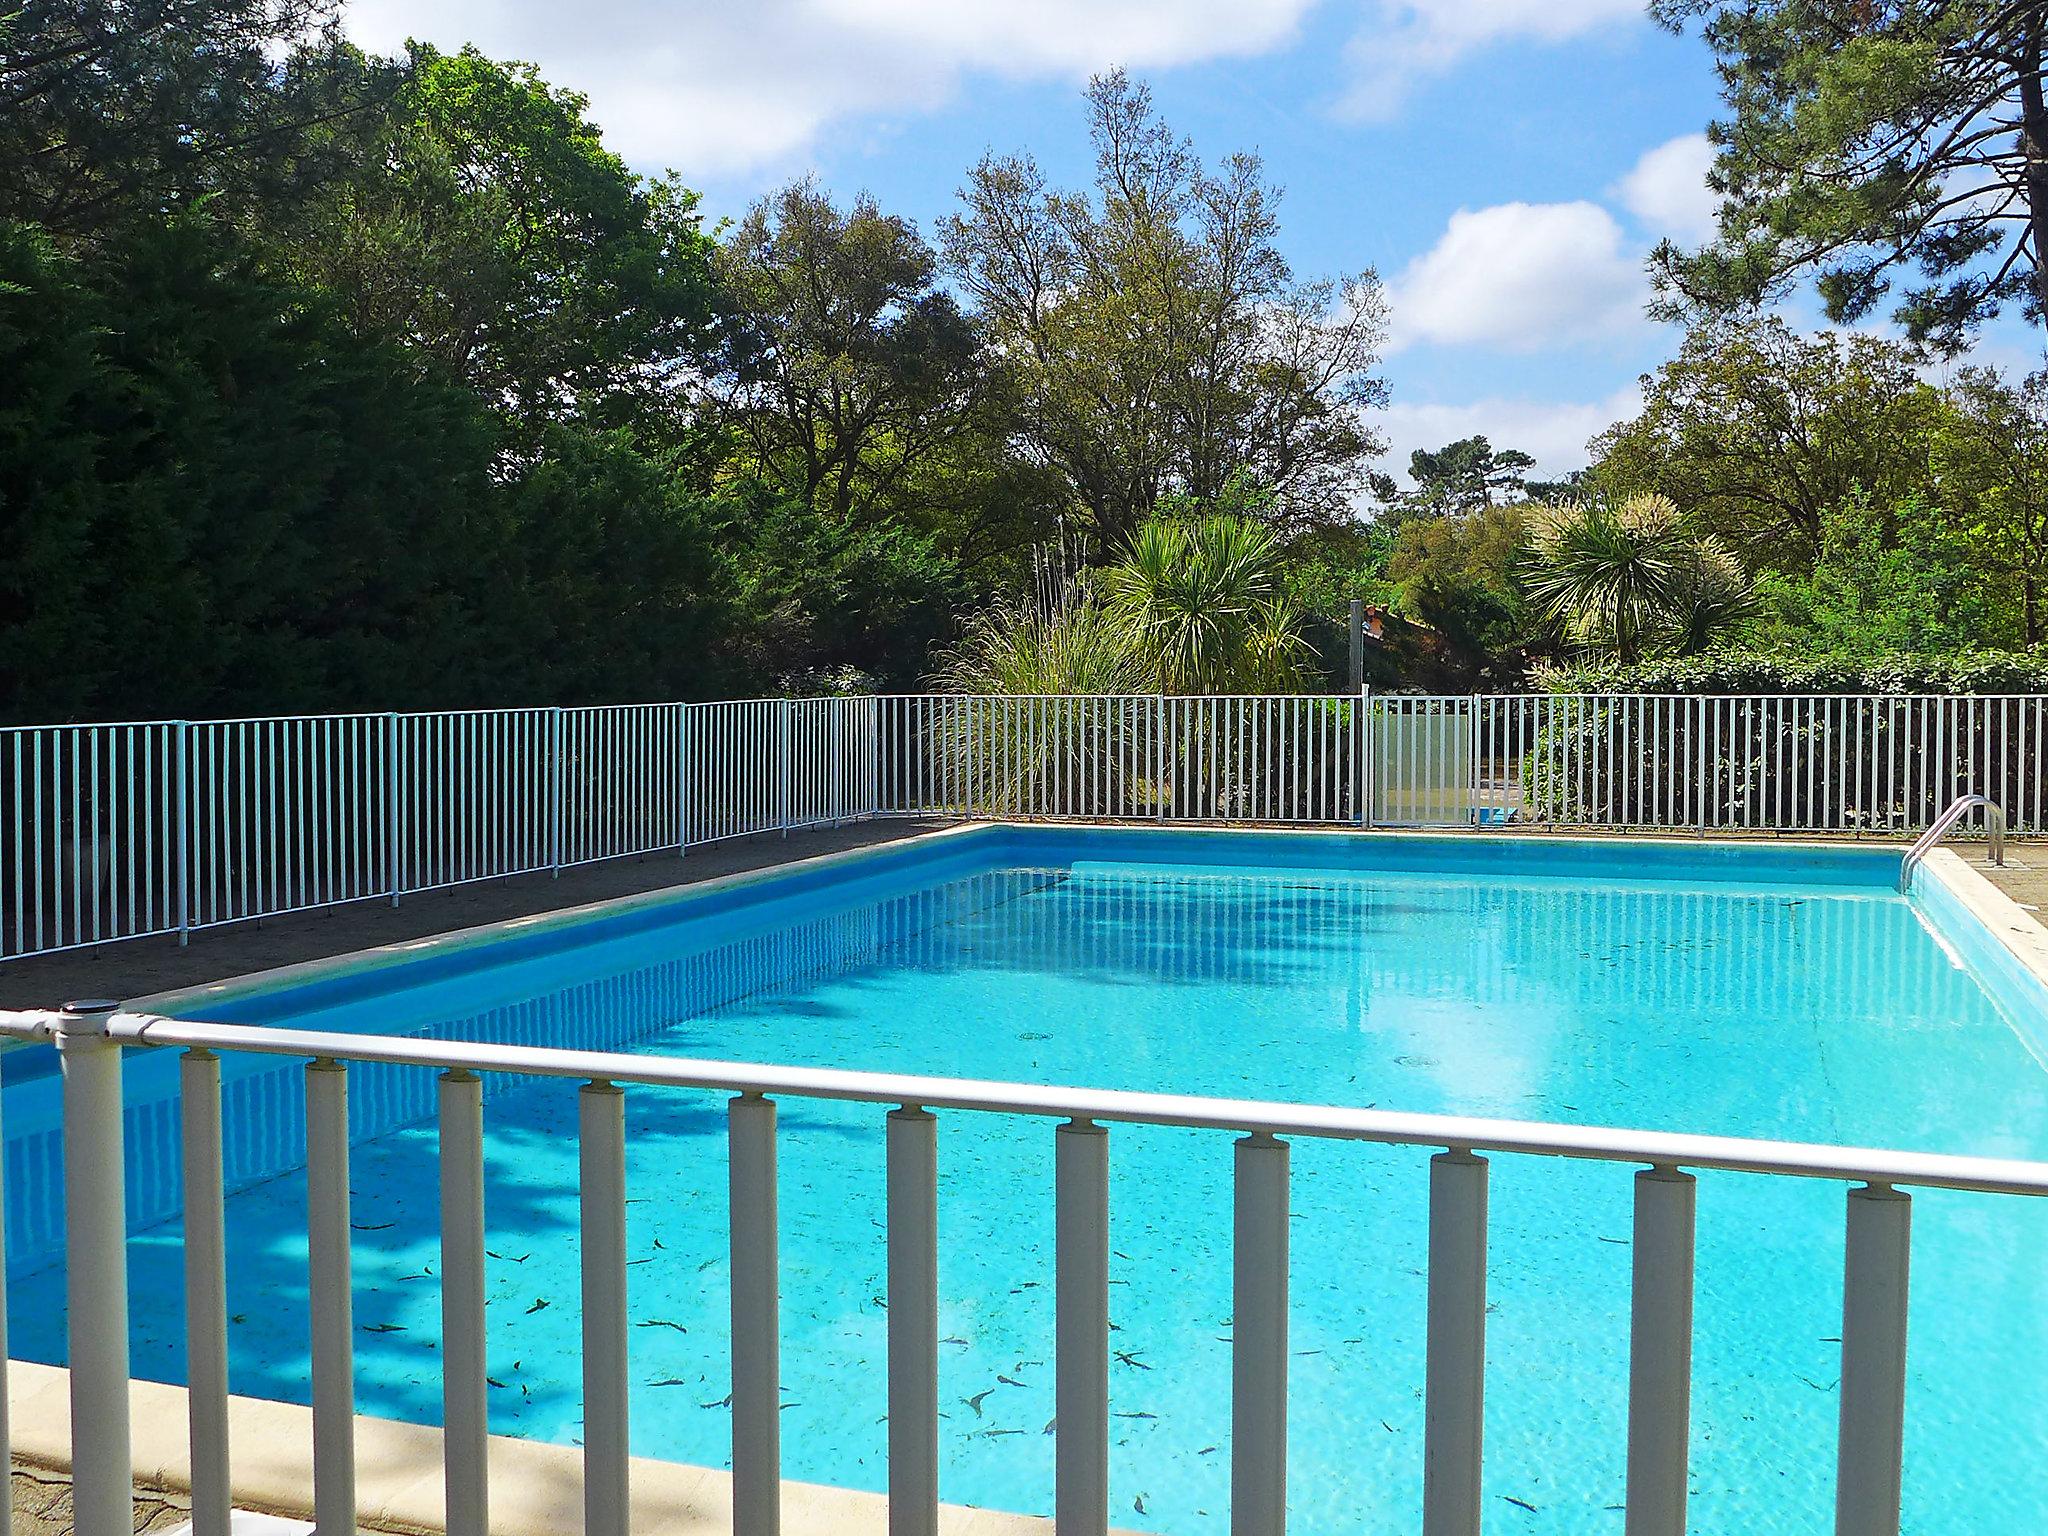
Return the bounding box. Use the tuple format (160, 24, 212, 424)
(549, 706, 564, 877)
(780, 698, 793, 837)
(56, 998, 133, 1536)
(175, 720, 192, 944)
(677, 703, 689, 858)
(1468, 691, 1481, 829)
(1356, 687, 1372, 828)
(386, 713, 402, 907)
(831, 697, 845, 828)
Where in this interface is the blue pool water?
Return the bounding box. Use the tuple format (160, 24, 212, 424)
(7, 826, 2048, 1534)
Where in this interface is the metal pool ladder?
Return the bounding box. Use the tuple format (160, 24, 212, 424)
(1900, 792, 2007, 890)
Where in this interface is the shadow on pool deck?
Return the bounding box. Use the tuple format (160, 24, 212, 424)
(0, 819, 960, 1011)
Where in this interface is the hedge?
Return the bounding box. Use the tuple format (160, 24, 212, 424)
(1534, 648, 2048, 695)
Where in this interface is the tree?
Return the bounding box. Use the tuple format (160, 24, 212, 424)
(1932, 367, 2048, 642)
(280, 46, 719, 434)
(1385, 503, 1535, 669)
(1373, 435, 1535, 520)
(1651, 0, 2048, 351)
(709, 180, 988, 523)
(943, 70, 1388, 548)
(1588, 318, 1942, 568)
(0, 0, 392, 241)
(1749, 489, 2004, 654)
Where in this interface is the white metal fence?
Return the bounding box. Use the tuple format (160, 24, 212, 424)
(0, 692, 2038, 962)
(6, 1002, 2044, 1536)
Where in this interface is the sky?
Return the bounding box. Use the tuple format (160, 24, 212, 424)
(343, 0, 2037, 486)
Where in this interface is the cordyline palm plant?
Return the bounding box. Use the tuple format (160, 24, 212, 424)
(1524, 494, 1756, 660)
(1657, 536, 1760, 656)
(1098, 514, 1311, 692)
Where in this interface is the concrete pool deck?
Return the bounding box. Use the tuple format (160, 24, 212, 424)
(5, 1360, 1073, 1536)
(0, 820, 958, 1011)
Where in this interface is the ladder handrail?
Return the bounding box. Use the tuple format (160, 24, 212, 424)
(1900, 793, 2006, 890)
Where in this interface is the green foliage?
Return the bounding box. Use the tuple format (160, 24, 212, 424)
(0, 0, 395, 239)
(280, 45, 720, 434)
(1747, 490, 2005, 657)
(1524, 495, 1755, 662)
(1373, 435, 1534, 522)
(1100, 513, 1311, 692)
(1930, 368, 2048, 643)
(0, 214, 742, 720)
(932, 585, 1154, 697)
(721, 500, 969, 690)
(1540, 648, 2048, 696)
(1385, 504, 1533, 667)
(1588, 318, 1940, 568)
(710, 180, 988, 522)
(1650, 1, 2048, 350)
(943, 70, 1388, 549)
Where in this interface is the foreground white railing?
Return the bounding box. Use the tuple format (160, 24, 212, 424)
(2, 691, 2040, 962)
(6, 1002, 2047, 1536)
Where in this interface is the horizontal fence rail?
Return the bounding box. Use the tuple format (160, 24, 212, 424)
(0, 692, 2037, 961)
(3, 1003, 2046, 1536)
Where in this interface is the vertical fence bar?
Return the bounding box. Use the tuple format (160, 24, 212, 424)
(1232, 1133, 1290, 1536)
(1423, 1149, 1488, 1536)
(306, 1058, 356, 1536)
(58, 1000, 132, 1536)
(1055, 1118, 1110, 1536)
(1836, 1184, 1912, 1536)
(440, 1069, 489, 1536)
(1625, 1167, 1696, 1536)
(549, 707, 565, 879)
(730, 1093, 782, 1536)
(386, 713, 403, 905)
(581, 1080, 630, 1536)
(176, 721, 192, 945)
(677, 704, 690, 855)
(887, 1108, 940, 1536)
(182, 1048, 232, 1536)
(779, 700, 794, 837)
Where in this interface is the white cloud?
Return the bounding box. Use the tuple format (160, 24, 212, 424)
(1388, 201, 1650, 352)
(1337, 0, 1641, 119)
(344, 0, 1315, 176)
(1613, 133, 1719, 244)
(1381, 385, 1642, 480)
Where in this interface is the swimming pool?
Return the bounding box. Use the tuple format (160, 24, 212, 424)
(7, 825, 2048, 1534)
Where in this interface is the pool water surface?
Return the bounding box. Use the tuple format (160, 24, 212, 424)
(6, 827, 2047, 1534)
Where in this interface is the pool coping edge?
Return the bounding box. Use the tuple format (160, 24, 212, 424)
(1917, 847, 2048, 998)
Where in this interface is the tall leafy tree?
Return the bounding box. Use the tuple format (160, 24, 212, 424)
(280, 46, 719, 434)
(0, 0, 392, 241)
(1931, 367, 2048, 641)
(943, 71, 1388, 549)
(1372, 435, 1537, 521)
(1652, 0, 2048, 350)
(709, 180, 988, 522)
(1589, 318, 1942, 567)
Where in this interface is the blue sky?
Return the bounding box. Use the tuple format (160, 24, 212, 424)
(345, 0, 2032, 483)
